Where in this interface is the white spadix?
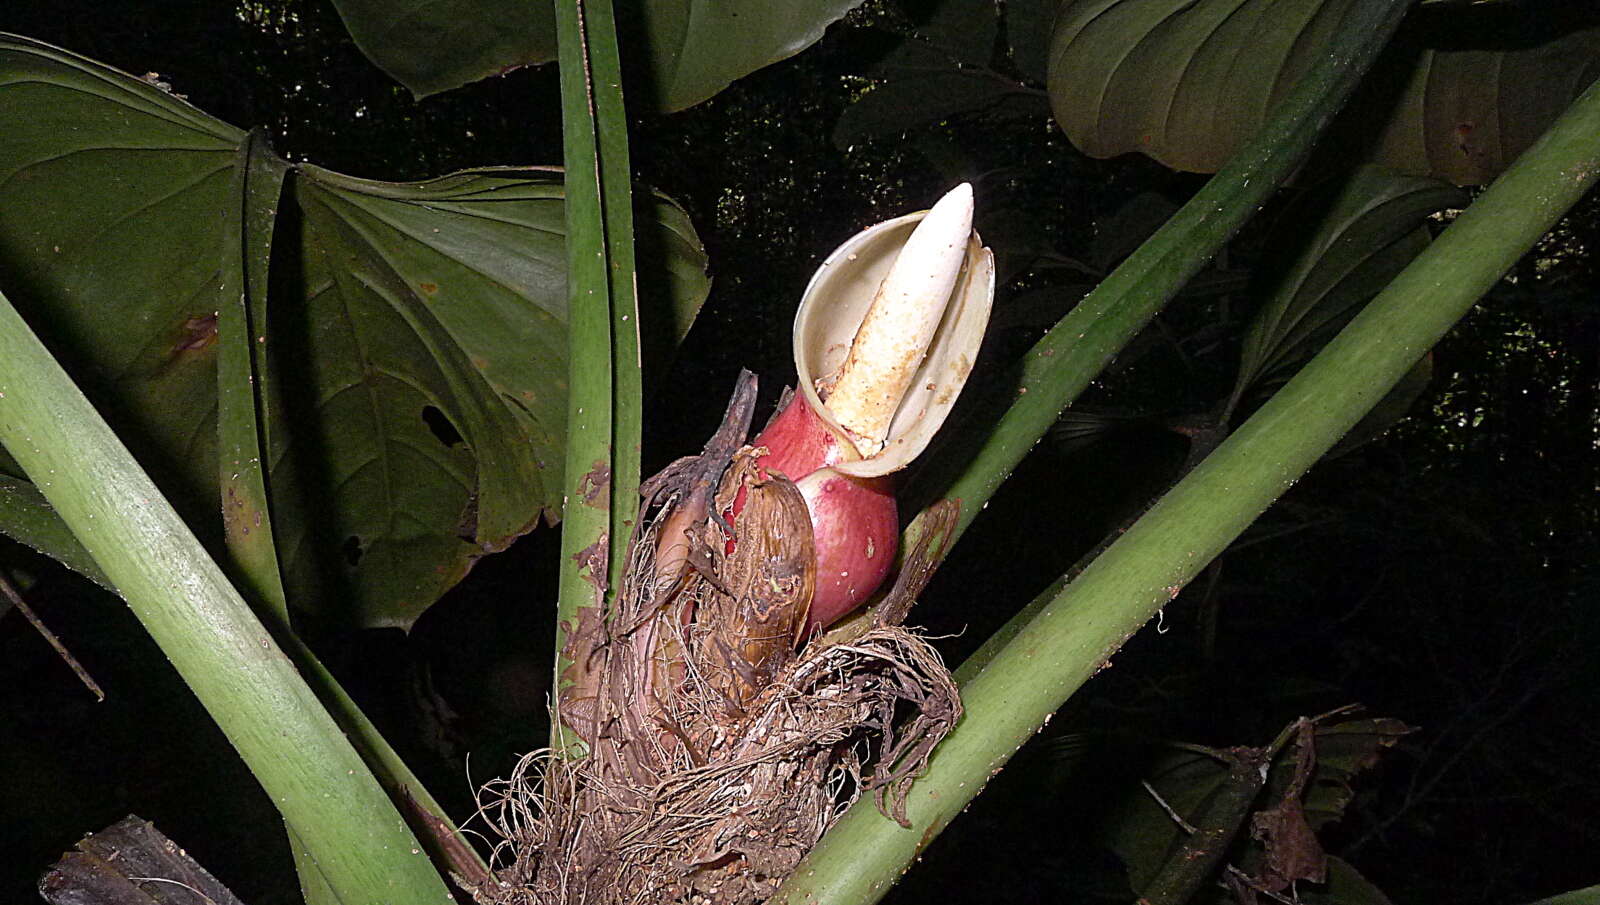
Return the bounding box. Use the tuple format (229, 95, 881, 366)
(753, 185, 993, 630)
(790, 183, 994, 478)
(824, 183, 976, 458)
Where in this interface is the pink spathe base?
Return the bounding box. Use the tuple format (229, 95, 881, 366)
(751, 396, 899, 633)
(792, 469, 896, 631)
(755, 392, 852, 476)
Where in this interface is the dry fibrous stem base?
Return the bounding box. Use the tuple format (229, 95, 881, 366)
(474, 377, 959, 905)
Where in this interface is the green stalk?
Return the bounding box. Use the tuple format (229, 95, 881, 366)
(1524, 885, 1600, 905)
(775, 70, 1600, 905)
(551, 0, 642, 747)
(590, 0, 643, 584)
(903, 0, 1414, 556)
(0, 286, 453, 905)
(216, 128, 292, 625)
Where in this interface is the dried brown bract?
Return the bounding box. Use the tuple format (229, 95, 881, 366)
(472, 373, 960, 905)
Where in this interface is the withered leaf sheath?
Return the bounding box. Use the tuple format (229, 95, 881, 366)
(556, 373, 768, 760)
(691, 447, 815, 714)
(559, 372, 815, 749)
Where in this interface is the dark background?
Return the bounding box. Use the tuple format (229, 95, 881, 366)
(1, 2, 1597, 903)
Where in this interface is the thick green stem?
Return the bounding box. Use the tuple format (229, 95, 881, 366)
(551, 0, 642, 747)
(0, 287, 452, 905)
(776, 15, 1600, 905)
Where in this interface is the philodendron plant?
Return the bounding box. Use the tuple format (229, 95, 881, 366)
(10, 1, 1600, 904)
(482, 186, 992, 905)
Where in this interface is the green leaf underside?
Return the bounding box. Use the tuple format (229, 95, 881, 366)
(327, 0, 560, 99)
(834, 72, 1031, 148)
(1048, 0, 1600, 183)
(1237, 167, 1467, 398)
(0, 35, 709, 628)
(329, 0, 870, 111)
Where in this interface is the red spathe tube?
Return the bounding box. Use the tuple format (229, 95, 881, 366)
(751, 396, 898, 633)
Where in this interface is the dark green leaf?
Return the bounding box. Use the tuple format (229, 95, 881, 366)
(841, 26, 1049, 149)
(0, 34, 243, 519)
(915, 0, 1000, 67)
(276, 168, 564, 626)
(991, 284, 1092, 329)
(328, 0, 870, 111)
(834, 69, 1026, 147)
(1047, 0, 1600, 182)
(1105, 719, 1412, 893)
(1005, 0, 1060, 83)
(907, 132, 982, 184)
(1520, 884, 1600, 905)
(1048, 408, 1142, 454)
(0, 35, 710, 628)
(1090, 190, 1181, 272)
(1289, 718, 1412, 833)
(0, 475, 108, 588)
(1235, 167, 1467, 400)
(1303, 856, 1398, 905)
(1104, 746, 1236, 893)
(629, 0, 874, 111)
(327, 0, 559, 98)
(1358, 21, 1600, 185)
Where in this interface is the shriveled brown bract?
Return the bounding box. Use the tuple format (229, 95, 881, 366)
(472, 373, 960, 905)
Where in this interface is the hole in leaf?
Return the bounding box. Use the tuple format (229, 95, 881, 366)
(342, 535, 364, 567)
(422, 405, 464, 448)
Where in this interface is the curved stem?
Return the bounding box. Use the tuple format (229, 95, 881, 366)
(0, 286, 452, 905)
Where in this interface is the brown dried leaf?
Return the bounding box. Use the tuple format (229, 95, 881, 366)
(1251, 719, 1327, 891)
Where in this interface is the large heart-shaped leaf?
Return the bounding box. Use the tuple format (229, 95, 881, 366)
(328, 0, 869, 111)
(1048, 0, 1600, 183)
(0, 35, 710, 628)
